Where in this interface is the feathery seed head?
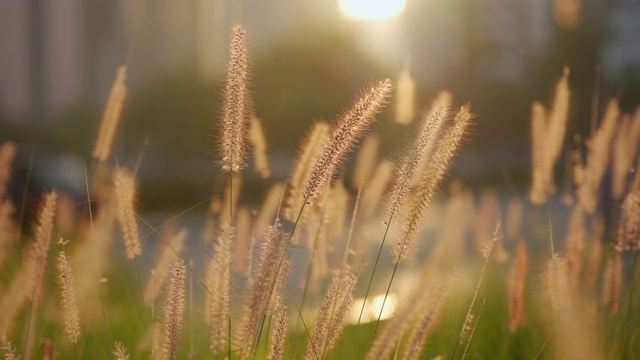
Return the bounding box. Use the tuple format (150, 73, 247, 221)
(268, 306, 288, 360)
(161, 259, 187, 360)
(29, 190, 58, 302)
(285, 121, 330, 222)
(217, 24, 252, 172)
(57, 250, 81, 344)
(386, 104, 450, 223)
(304, 79, 392, 202)
(394, 105, 472, 262)
(616, 191, 640, 251)
(93, 65, 127, 161)
(113, 168, 142, 259)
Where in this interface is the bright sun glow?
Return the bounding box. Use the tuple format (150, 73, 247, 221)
(339, 0, 407, 21)
(349, 294, 398, 324)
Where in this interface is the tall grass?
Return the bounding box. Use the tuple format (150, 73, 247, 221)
(0, 24, 640, 360)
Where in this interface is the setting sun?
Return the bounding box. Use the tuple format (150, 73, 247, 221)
(339, 0, 407, 20)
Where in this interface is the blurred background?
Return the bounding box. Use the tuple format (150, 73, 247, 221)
(0, 0, 639, 211)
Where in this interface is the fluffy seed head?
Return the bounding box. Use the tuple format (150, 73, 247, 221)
(29, 191, 58, 302)
(161, 259, 187, 360)
(304, 79, 392, 202)
(385, 105, 449, 224)
(577, 99, 619, 213)
(615, 191, 640, 251)
(394, 105, 472, 261)
(217, 25, 252, 172)
(113, 168, 142, 259)
(206, 223, 233, 354)
(284, 121, 330, 222)
(93, 66, 127, 161)
(268, 306, 288, 360)
(57, 250, 81, 344)
(144, 230, 188, 305)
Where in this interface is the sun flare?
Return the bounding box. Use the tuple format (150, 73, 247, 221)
(339, 0, 407, 21)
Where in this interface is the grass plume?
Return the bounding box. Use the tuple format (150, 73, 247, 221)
(93, 65, 127, 162)
(217, 25, 252, 173)
(303, 79, 392, 202)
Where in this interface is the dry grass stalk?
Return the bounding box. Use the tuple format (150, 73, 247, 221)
(615, 190, 640, 251)
(0, 336, 20, 360)
(205, 222, 233, 354)
(394, 105, 472, 261)
(304, 79, 392, 202)
(529, 68, 570, 204)
(0, 142, 16, 199)
(268, 306, 287, 360)
(30, 191, 58, 302)
(612, 108, 640, 198)
(284, 122, 330, 223)
(352, 134, 380, 189)
(249, 116, 272, 178)
(113, 342, 129, 360)
(56, 249, 81, 344)
(402, 275, 455, 360)
(305, 268, 357, 360)
(144, 230, 188, 305)
(93, 65, 127, 161)
(235, 222, 288, 356)
(217, 25, 252, 172)
(114, 168, 142, 259)
(602, 253, 622, 314)
(161, 259, 187, 360)
(385, 105, 449, 224)
(577, 99, 619, 213)
(507, 241, 529, 332)
(394, 68, 416, 124)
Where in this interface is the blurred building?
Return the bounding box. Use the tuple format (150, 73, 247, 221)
(0, 0, 333, 121)
(0, 0, 639, 121)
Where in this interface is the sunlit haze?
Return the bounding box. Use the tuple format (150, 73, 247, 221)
(339, 0, 407, 20)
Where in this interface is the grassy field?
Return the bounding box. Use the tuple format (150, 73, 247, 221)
(1, 24, 639, 360)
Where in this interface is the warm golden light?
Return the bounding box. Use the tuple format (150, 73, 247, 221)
(349, 294, 398, 324)
(339, 0, 406, 21)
